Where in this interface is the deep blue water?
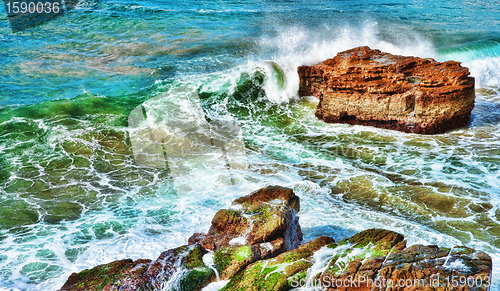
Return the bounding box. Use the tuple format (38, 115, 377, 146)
(0, 0, 500, 290)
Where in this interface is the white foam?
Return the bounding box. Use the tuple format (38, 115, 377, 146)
(308, 244, 349, 279)
(201, 280, 229, 291)
(444, 259, 470, 272)
(466, 56, 500, 89)
(229, 237, 247, 245)
(260, 242, 274, 252)
(439, 45, 500, 89)
(254, 21, 437, 103)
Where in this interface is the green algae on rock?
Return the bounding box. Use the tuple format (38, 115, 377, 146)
(59, 187, 493, 291)
(220, 236, 334, 291)
(213, 245, 255, 280)
(195, 185, 303, 280)
(59, 244, 212, 291)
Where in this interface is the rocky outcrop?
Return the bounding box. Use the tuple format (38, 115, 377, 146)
(59, 244, 213, 291)
(59, 186, 302, 291)
(317, 229, 492, 291)
(193, 186, 301, 251)
(60, 187, 492, 291)
(298, 46, 475, 134)
(222, 229, 492, 291)
(220, 236, 334, 290)
(190, 185, 303, 280)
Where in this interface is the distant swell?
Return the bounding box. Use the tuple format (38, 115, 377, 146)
(439, 42, 500, 90)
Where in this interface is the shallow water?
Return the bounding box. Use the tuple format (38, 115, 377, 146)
(0, 0, 499, 290)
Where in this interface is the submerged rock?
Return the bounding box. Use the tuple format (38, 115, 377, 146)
(59, 187, 492, 291)
(298, 46, 475, 134)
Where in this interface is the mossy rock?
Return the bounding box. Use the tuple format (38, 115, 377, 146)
(60, 244, 213, 291)
(220, 236, 333, 291)
(180, 267, 215, 291)
(339, 228, 404, 251)
(314, 230, 404, 279)
(220, 260, 289, 291)
(214, 245, 254, 280)
(182, 244, 207, 269)
(60, 259, 134, 291)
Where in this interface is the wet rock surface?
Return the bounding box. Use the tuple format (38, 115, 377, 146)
(220, 236, 334, 290)
(59, 187, 492, 291)
(316, 229, 491, 291)
(193, 185, 303, 280)
(59, 244, 213, 291)
(196, 185, 302, 252)
(222, 229, 492, 291)
(298, 46, 476, 134)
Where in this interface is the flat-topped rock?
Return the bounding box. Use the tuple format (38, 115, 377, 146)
(298, 46, 475, 134)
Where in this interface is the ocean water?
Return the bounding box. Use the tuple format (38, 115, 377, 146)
(0, 0, 499, 290)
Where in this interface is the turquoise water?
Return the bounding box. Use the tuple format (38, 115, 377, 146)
(1, 0, 500, 290)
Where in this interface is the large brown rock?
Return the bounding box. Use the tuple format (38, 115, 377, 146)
(298, 46, 475, 134)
